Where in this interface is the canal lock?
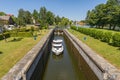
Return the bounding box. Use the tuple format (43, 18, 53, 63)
(30, 29, 98, 80)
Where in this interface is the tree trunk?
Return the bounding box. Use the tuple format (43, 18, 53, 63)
(101, 25, 104, 29)
(97, 26, 100, 28)
(109, 24, 112, 30)
(112, 25, 116, 30)
(119, 26, 120, 31)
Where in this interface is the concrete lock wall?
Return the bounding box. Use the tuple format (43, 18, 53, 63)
(2, 29, 54, 80)
(63, 29, 120, 80)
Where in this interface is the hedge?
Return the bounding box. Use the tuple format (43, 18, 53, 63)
(112, 33, 120, 47)
(0, 33, 10, 40)
(71, 26, 120, 47)
(10, 32, 33, 37)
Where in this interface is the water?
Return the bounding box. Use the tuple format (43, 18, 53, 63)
(42, 35, 86, 80)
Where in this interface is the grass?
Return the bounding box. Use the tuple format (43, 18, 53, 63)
(68, 29, 120, 69)
(0, 29, 49, 78)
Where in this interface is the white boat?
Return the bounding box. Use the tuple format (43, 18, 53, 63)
(52, 39, 64, 55)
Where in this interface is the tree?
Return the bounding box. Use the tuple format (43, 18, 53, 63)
(39, 7, 47, 28)
(32, 9, 39, 24)
(0, 12, 6, 16)
(18, 9, 32, 26)
(59, 17, 70, 28)
(46, 11, 55, 25)
(105, 0, 120, 30)
(86, 10, 98, 27)
(55, 15, 61, 25)
(86, 0, 120, 30)
(94, 4, 107, 28)
(25, 11, 32, 24)
(18, 9, 26, 26)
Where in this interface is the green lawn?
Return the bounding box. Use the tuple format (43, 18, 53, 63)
(0, 29, 49, 78)
(68, 29, 120, 69)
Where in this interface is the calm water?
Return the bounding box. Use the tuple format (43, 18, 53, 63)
(42, 35, 86, 80)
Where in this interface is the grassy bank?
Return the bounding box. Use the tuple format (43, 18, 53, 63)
(68, 29, 120, 69)
(0, 29, 49, 78)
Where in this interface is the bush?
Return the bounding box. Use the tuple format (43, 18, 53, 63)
(30, 26, 34, 32)
(71, 26, 77, 30)
(102, 31, 113, 43)
(19, 27, 26, 32)
(71, 26, 120, 46)
(10, 32, 33, 37)
(112, 33, 120, 47)
(0, 33, 10, 40)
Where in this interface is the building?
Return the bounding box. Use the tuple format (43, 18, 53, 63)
(0, 16, 15, 30)
(0, 16, 14, 25)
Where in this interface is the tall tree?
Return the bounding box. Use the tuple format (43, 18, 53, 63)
(32, 9, 39, 24)
(46, 11, 55, 25)
(18, 9, 32, 26)
(39, 7, 47, 28)
(86, 10, 98, 27)
(94, 4, 107, 28)
(59, 17, 70, 28)
(105, 0, 120, 30)
(86, 0, 120, 30)
(55, 15, 61, 25)
(25, 11, 32, 24)
(18, 9, 26, 26)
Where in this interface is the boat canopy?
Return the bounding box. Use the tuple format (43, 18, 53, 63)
(53, 40, 62, 43)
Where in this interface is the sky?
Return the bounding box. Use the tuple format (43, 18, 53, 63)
(0, 0, 107, 21)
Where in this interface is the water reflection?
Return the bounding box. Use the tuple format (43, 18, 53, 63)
(52, 53, 63, 62)
(42, 35, 86, 80)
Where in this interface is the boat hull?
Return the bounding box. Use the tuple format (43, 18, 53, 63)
(52, 39, 64, 56)
(52, 46, 63, 55)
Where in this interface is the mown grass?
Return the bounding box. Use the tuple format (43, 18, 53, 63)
(68, 29, 120, 69)
(0, 29, 49, 78)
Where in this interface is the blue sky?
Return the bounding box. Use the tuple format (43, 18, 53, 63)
(0, 0, 106, 21)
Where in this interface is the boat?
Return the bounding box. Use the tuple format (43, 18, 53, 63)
(52, 39, 64, 55)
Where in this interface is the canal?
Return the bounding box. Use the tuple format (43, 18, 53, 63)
(42, 34, 86, 80)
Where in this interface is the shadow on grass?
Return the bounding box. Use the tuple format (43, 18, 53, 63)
(117, 48, 120, 50)
(0, 51, 3, 54)
(108, 43, 120, 50)
(9, 38, 23, 42)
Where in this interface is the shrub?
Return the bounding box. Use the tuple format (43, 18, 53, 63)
(0, 33, 10, 40)
(71, 26, 77, 30)
(10, 32, 33, 37)
(112, 33, 120, 47)
(30, 26, 34, 32)
(19, 27, 26, 32)
(102, 31, 113, 43)
(71, 26, 120, 46)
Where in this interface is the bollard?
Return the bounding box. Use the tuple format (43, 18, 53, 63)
(83, 36, 87, 41)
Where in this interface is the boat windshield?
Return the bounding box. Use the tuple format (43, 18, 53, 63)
(53, 42, 62, 44)
(53, 46, 62, 48)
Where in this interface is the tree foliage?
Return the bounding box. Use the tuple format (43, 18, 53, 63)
(86, 0, 120, 30)
(1, 6, 71, 29)
(32, 9, 39, 24)
(0, 12, 6, 16)
(18, 9, 32, 26)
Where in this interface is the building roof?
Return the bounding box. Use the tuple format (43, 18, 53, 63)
(0, 16, 11, 21)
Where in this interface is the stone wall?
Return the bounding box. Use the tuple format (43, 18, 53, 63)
(2, 29, 53, 80)
(64, 29, 120, 80)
